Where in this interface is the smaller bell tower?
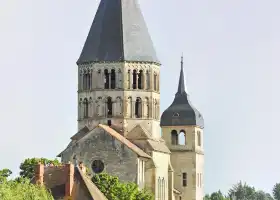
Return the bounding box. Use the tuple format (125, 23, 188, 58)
(160, 56, 204, 200)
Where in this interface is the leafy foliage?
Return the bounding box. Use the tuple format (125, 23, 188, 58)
(228, 181, 256, 200)
(92, 173, 153, 200)
(0, 168, 12, 183)
(204, 190, 229, 200)
(19, 157, 61, 179)
(0, 177, 53, 200)
(205, 181, 275, 200)
(273, 183, 280, 200)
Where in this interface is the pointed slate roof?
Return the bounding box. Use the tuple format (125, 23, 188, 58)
(77, 0, 159, 64)
(160, 56, 204, 128)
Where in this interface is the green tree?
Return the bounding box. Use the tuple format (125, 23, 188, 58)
(204, 194, 211, 200)
(92, 173, 153, 200)
(0, 178, 54, 200)
(210, 190, 228, 200)
(204, 191, 229, 200)
(228, 181, 256, 200)
(0, 168, 12, 182)
(19, 157, 60, 179)
(273, 183, 280, 200)
(255, 190, 274, 200)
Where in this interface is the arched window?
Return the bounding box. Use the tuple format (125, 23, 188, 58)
(83, 98, 89, 118)
(135, 97, 142, 118)
(171, 130, 178, 145)
(154, 73, 157, 91)
(179, 130, 186, 145)
(88, 69, 92, 90)
(132, 70, 137, 89)
(111, 69, 116, 89)
(82, 70, 91, 90)
(83, 73, 87, 90)
(138, 70, 143, 89)
(107, 97, 113, 117)
(197, 131, 201, 146)
(79, 73, 83, 90)
(104, 69, 109, 89)
(78, 98, 83, 119)
(146, 71, 150, 90)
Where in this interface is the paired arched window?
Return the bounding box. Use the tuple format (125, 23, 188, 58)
(171, 130, 186, 145)
(82, 70, 92, 90)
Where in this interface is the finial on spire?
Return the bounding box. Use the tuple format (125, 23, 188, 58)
(181, 53, 184, 69)
(176, 54, 187, 96)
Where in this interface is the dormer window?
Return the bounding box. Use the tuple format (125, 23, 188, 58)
(173, 112, 179, 117)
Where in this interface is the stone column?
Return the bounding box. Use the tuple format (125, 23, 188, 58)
(142, 72, 146, 90)
(103, 99, 108, 118)
(132, 99, 135, 118)
(151, 71, 154, 91)
(91, 70, 94, 89)
(100, 71, 104, 89)
(115, 71, 118, 88)
(130, 72, 133, 89)
(136, 72, 139, 89)
(157, 73, 160, 92)
(118, 71, 122, 89)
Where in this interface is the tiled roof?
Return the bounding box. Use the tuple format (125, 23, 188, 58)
(77, 0, 159, 64)
(160, 56, 204, 128)
(147, 140, 171, 154)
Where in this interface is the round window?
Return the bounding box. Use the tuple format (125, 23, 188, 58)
(91, 160, 104, 173)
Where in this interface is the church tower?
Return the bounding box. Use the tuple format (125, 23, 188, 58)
(77, 0, 161, 139)
(160, 57, 204, 200)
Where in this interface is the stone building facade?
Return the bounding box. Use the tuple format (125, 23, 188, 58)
(58, 0, 205, 200)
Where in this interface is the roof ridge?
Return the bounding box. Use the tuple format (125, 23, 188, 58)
(76, 166, 108, 200)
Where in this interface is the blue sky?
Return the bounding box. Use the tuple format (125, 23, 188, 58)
(1, 0, 280, 195)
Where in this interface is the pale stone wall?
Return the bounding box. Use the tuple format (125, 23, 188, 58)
(60, 127, 138, 183)
(151, 151, 170, 200)
(161, 126, 204, 200)
(77, 62, 161, 138)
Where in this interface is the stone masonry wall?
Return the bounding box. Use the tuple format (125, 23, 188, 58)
(61, 127, 138, 183)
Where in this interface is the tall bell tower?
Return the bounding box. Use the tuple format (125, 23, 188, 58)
(76, 0, 161, 139)
(160, 56, 205, 200)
